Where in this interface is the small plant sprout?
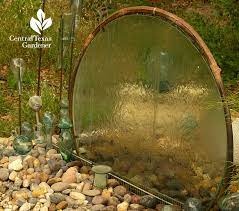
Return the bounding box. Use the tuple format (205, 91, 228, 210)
(11, 58, 25, 135)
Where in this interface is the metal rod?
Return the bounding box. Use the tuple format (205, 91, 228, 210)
(37, 48, 42, 96)
(59, 15, 64, 101)
(36, 0, 46, 96)
(19, 94, 22, 135)
(36, 112, 40, 125)
(18, 66, 22, 135)
(68, 12, 76, 84)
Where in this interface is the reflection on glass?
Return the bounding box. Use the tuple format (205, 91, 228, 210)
(13, 135, 32, 155)
(72, 14, 227, 204)
(10, 58, 25, 95)
(58, 99, 73, 161)
(62, 13, 73, 57)
(34, 123, 44, 144)
(71, 0, 83, 29)
(43, 112, 54, 149)
(21, 122, 33, 140)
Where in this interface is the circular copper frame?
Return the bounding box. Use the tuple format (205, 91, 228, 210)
(69, 6, 233, 199)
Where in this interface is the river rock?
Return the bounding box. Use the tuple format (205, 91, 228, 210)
(107, 179, 119, 187)
(19, 202, 31, 211)
(83, 182, 92, 191)
(102, 205, 116, 211)
(56, 201, 68, 209)
(140, 195, 158, 208)
(76, 182, 85, 192)
(22, 179, 30, 188)
(33, 159, 40, 168)
(38, 156, 47, 165)
(117, 201, 129, 211)
(0, 182, 6, 193)
(131, 195, 141, 204)
(108, 196, 120, 206)
(65, 196, 78, 207)
(92, 195, 107, 205)
(91, 204, 105, 211)
(62, 167, 78, 183)
(48, 160, 61, 172)
(37, 147, 45, 154)
(14, 177, 23, 187)
(39, 182, 51, 192)
(0, 156, 9, 164)
(9, 156, 23, 171)
(27, 168, 34, 174)
(42, 166, 51, 175)
(0, 168, 9, 181)
(49, 154, 62, 161)
(13, 189, 30, 199)
(130, 203, 144, 210)
(24, 156, 34, 168)
(66, 160, 83, 168)
(3, 149, 15, 157)
(51, 182, 69, 192)
(70, 192, 86, 202)
(114, 186, 127, 196)
(46, 149, 57, 157)
(83, 189, 101, 197)
(47, 177, 62, 185)
(80, 166, 91, 174)
(62, 189, 71, 194)
(39, 172, 49, 183)
(16, 198, 26, 207)
(156, 204, 165, 210)
(28, 198, 38, 205)
(50, 193, 66, 204)
(102, 189, 112, 200)
(55, 169, 63, 178)
(124, 194, 132, 203)
(9, 171, 17, 181)
(49, 203, 56, 211)
(32, 187, 47, 197)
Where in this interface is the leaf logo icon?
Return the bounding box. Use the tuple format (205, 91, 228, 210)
(30, 9, 52, 34)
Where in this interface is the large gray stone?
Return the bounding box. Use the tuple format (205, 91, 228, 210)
(51, 182, 69, 192)
(139, 195, 158, 209)
(50, 193, 66, 204)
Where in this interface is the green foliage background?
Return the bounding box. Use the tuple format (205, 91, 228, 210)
(0, 0, 238, 136)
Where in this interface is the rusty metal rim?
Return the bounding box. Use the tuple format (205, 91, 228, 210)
(69, 5, 233, 204)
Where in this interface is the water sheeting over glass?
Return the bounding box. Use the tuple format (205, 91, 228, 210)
(72, 14, 227, 202)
